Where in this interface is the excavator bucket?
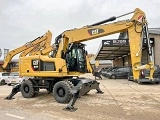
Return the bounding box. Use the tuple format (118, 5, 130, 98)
(64, 78, 103, 111)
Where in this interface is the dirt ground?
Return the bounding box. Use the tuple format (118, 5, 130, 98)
(0, 73, 160, 120)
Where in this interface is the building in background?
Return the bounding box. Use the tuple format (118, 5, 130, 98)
(4, 48, 9, 59)
(95, 28, 160, 67)
(113, 28, 160, 66)
(90, 58, 112, 69)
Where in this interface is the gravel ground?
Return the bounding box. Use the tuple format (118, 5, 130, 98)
(0, 73, 160, 120)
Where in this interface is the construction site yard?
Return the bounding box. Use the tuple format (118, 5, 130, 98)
(0, 73, 160, 120)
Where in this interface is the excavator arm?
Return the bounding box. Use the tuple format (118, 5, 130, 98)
(56, 8, 145, 57)
(54, 8, 155, 81)
(19, 38, 52, 57)
(2, 30, 52, 70)
(18, 8, 148, 80)
(29, 36, 52, 56)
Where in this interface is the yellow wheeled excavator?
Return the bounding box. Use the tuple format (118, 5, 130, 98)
(5, 8, 159, 111)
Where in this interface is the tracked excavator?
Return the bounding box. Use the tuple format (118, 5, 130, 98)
(5, 8, 160, 110)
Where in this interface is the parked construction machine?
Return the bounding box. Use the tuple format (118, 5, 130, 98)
(4, 8, 160, 110)
(2, 31, 52, 72)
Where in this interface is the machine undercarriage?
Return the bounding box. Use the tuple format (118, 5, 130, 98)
(5, 77, 103, 111)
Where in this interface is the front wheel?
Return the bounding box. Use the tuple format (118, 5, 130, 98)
(111, 75, 116, 79)
(20, 80, 35, 98)
(53, 81, 73, 103)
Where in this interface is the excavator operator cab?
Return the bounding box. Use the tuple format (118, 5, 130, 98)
(65, 43, 87, 73)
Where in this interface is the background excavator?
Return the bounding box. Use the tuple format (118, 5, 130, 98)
(4, 8, 160, 110)
(86, 54, 99, 73)
(86, 54, 102, 79)
(2, 31, 52, 72)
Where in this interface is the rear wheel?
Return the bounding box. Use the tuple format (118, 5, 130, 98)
(53, 81, 73, 103)
(0, 79, 5, 85)
(20, 80, 35, 98)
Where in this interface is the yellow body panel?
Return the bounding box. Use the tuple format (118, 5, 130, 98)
(19, 55, 81, 77)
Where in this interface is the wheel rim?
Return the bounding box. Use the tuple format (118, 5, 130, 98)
(24, 85, 29, 93)
(112, 75, 115, 79)
(57, 87, 65, 97)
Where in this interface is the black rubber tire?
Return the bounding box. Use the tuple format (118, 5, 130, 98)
(66, 81, 74, 88)
(0, 79, 5, 85)
(20, 80, 35, 98)
(53, 81, 73, 103)
(8, 83, 11, 86)
(111, 75, 116, 79)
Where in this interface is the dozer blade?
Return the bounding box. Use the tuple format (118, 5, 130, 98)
(5, 84, 21, 100)
(64, 78, 103, 111)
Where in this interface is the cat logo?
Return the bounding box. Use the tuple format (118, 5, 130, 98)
(32, 59, 39, 71)
(88, 28, 104, 35)
(32, 60, 39, 66)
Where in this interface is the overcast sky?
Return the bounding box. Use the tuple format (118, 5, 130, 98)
(0, 0, 160, 59)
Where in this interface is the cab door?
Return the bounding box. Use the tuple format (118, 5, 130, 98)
(76, 48, 86, 73)
(66, 46, 86, 73)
